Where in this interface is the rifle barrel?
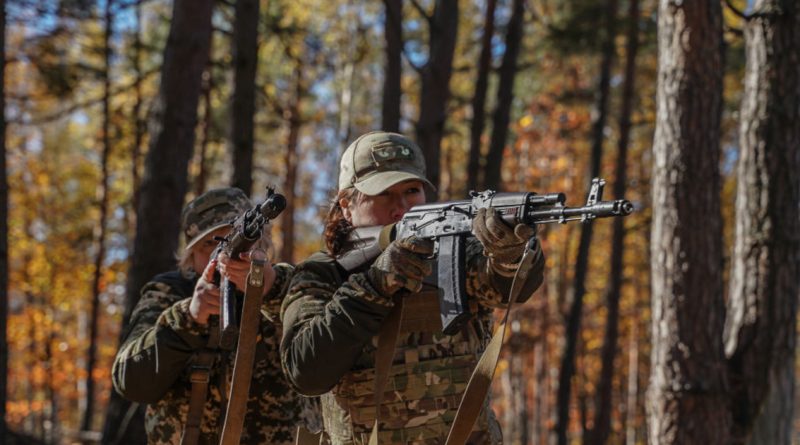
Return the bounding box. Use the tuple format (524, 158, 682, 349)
(528, 199, 633, 222)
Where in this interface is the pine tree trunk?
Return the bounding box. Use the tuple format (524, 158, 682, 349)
(724, 2, 800, 443)
(647, 1, 729, 443)
(466, 0, 496, 192)
(131, 0, 143, 221)
(123, 0, 213, 325)
(230, 0, 260, 195)
(624, 323, 639, 445)
(416, 0, 458, 197)
(280, 66, 302, 264)
(746, 362, 794, 445)
(555, 2, 616, 443)
(532, 338, 546, 445)
(382, 0, 402, 133)
(589, 0, 637, 443)
(82, 0, 113, 433)
(106, 1, 214, 442)
(195, 67, 212, 196)
(337, 6, 358, 153)
(484, 0, 525, 191)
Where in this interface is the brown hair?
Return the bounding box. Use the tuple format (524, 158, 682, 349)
(324, 188, 361, 255)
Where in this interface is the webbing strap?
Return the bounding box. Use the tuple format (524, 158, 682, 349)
(444, 239, 538, 445)
(294, 426, 324, 445)
(180, 320, 221, 445)
(219, 255, 267, 445)
(368, 295, 404, 445)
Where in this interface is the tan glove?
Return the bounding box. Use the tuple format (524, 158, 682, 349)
(473, 207, 536, 264)
(367, 236, 434, 297)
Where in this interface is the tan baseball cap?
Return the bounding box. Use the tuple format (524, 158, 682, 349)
(181, 188, 252, 251)
(338, 131, 435, 196)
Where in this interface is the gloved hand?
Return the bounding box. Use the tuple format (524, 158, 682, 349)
(473, 207, 536, 264)
(367, 236, 434, 297)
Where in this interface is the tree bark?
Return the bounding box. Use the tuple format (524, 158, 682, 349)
(415, 0, 458, 198)
(230, 0, 260, 195)
(82, 0, 113, 434)
(337, 6, 359, 153)
(647, 1, 729, 444)
(466, 0, 496, 192)
(532, 335, 546, 445)
(589, 0, 638, 443)
(280, 64, 302, 264)
(555, 1, 616, 443)
(123, 0, 213, 328)
(382, 0, 402, 133)
(105, 0, 214, 442)
(624, 323, 639, 445)
(723, 2, 800, 444)
(195, 67, 212, 196)
(484, 0, 525, 191)
(131, 0, 143, 220)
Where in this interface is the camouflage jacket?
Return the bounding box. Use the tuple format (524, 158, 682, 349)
(113, 264, 316, 445)
(280, 238, 544, 445)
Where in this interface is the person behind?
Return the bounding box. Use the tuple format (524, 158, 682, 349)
(280, 131, 545, 444)
(113, 187, 309, 444)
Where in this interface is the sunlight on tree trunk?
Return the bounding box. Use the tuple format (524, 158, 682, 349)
(647, 1, 729, 443)
(724, 2, 800, 443)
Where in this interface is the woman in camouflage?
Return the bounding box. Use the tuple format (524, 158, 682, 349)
(112, 187, 312, 445)
(280, 132, 545, 444)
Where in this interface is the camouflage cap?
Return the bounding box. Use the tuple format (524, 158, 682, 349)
(181, 187, 252, 251)
(338, 131, 435, 196)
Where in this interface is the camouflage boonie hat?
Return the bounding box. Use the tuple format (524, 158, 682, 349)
(181, 188, 252, 251)
(338, 131, 435, 196)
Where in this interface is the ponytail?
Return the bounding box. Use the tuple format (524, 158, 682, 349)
(323, 188, 360, 255)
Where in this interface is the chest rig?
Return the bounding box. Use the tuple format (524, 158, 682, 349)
(321, 280, 499, 445)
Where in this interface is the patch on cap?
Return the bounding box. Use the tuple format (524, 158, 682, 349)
(181, 187, 252, 250)
(338, 131, 435, 195)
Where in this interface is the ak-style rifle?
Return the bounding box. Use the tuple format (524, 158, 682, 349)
(337, 178, 634, 334)
(212, 187, 286, 349)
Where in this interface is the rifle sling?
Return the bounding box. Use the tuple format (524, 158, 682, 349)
(219, 257, 267, 445)
(368, 294, 404, 445)
(181, 320, 220, 445)
(444, 239, 538, 445)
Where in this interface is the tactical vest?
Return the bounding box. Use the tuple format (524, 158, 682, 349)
(320, 284, 502, 445)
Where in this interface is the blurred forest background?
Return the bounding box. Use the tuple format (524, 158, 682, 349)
(1, 0, 798, 444)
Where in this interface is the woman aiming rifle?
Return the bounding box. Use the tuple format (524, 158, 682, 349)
(113, 188, 315, 444)
(280, 131, 546, 444)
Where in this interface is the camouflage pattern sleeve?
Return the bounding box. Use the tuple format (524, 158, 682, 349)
(280, 255, 394, 396)
(464, 236, 545, 309)
(112, 280, 209, 404)
(260, 262, 294, 320)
